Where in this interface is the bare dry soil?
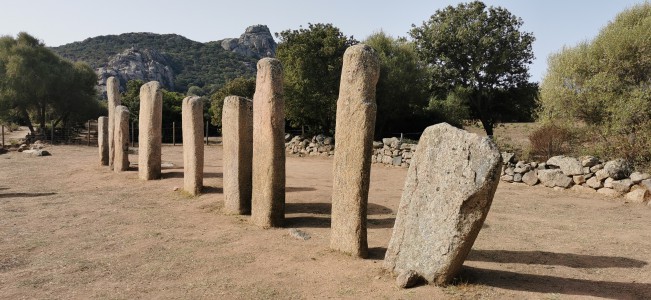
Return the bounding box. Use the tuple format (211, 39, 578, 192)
(1, 144, 650, 299)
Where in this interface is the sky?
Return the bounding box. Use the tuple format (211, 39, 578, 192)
(1, 0, 647, 82)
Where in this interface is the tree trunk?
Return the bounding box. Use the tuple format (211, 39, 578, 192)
(480, 117, 494, 137)
(20, 108, 35, 135)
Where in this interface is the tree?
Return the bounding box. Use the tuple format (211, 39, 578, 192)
(411, 1, 535, 136)
(275, 23, 357, 134)
(208, 76, 256, 128)
(364, 32, 429, 138)
(539, 3, 651, 170)
(0, 32, 100, 134)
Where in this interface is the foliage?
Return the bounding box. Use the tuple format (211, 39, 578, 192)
(276, 23, 358, 134)
(121, 79, 192, 128)
(425, 87, 471, 128)
(528, 124, 574, 161)
(208, 77, 256, 128)
(411, 1, 535, 136)
(364, 32, 430, 138)
(0, 32, 101, 134)
(51, 33, 258, 92)
(538, 3, 651, 170)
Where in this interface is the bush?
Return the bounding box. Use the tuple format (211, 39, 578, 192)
(528, 124, 573, 161)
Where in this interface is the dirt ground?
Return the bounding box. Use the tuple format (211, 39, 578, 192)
(1, 143, 650, 299)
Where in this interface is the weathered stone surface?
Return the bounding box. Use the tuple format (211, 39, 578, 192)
(611, 179, 633, 193)
(604, 178, 614, 188)
(138, 81, 163, 180)
(330, 44, 379, 258)
(384, 123, 501, 285)
(630, 172, 651, 184)
(597, 188, 622, 198)
(590, 164, 604, 172)
(546, 155, 583, 176)
(221, 25, 277, 59)
(97, 48, 175, 97)
(107, 77, 121, 169)
(182, 96, 204, 196)
(501, 152, 515, 164)
(513, 173, 523, 182)
(222, 96, 253, 214)
(604, 159, 632, 180)
(383, 137, 399, 147)
(537, 169, 573, 188)
(114, 106, 130, 172)
(641, 179, 651, 192)
(251, 58, 285, 228)
(396, 270, 422, 289)
(625, 189, 650, 203)
(98, 116, 109, 166)
(573, 175, 587, 185)
(580, 156, 599, 167)
(522, 171, 539, 186)
(586, 177, 603, 189)
(595, 169, 609, 181)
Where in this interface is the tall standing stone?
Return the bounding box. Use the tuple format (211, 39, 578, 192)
(107, 77, 121, 169)
(138, 81, 163, 180)
(251, 58, 285, 228)
(330, 44, 380, 258)
(222, 96, 253, 214)
(384, 123, 502, 285)
(98, 116, 109, 166)
(182, 96, 204, 195)
(114, 106, 130, 172)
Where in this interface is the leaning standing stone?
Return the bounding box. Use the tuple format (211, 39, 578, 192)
(222, 96, 253, 214)
(107, 77, 121, 169)
(330, 44, 380, 258)
(138, 81, 163, 180)
(182, 96, 204, 195)
(114, 106, 130, 172)
(98, 116, 109, 166)
(251, 58, 285, 227)
(384, 123, 501, 285)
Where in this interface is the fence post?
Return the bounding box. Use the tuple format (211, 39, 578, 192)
(51, 121, 54, 144)
(131, 121, 135, 147)
(1, 125, 4, 148)
(87, 120, 91, 146)
(205, 121, 208, 145)
(173, 122, 176, 146)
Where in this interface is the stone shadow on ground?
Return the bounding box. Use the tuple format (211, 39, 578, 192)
(285, 202, 393, 215)
(467, 250, 647, 269)
(367, 247, 388, 260)
(161, 171, 222, 179)
(284, 216, 395, 229)
(286, 186, 317, 192)
(458, 266, 651, 298)
(202, 186, 223, 194)
(0, 192, 57, 199)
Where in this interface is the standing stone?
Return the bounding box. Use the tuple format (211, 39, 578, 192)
(182, 96, 204, 195)
(114, 106, 130, 172)
(330, 44, 380, 258)
(251, 58, 285, 228)
(98, 116, 109, 166)
(107, 77, 121, 169)
(138, 81, 163, 180)
(384, 123, 501, 285)
(222, 96, 253, 214)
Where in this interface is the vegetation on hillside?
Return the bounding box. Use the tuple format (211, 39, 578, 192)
(0, 32, 102, 135)
(539, 2, 651, 170)
(51, 33, 258, 92)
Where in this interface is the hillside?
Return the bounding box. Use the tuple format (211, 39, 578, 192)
(50, 25, 276, 95)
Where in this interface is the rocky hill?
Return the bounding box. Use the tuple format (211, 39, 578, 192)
(51, 25, 276, 96)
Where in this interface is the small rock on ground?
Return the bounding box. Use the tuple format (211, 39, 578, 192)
(288, 228, 311, 240)
(396, 270, 422, 289)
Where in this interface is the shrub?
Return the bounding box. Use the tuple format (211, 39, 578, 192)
(528, 124, 573, 161)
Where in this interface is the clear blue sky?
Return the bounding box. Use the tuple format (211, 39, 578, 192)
(2, 0, 646, 82)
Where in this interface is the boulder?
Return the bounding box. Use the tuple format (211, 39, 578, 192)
(383, 137, 399, 147)
(603, 159, 632, 180)
(505, 167, 515, 176)
(220, 25, 277, 59)
(625, 189, 650, 204)
(590, 164, 604, 172)
(580, 156, 599, 167)
(586, 177, 603, 189)
(537, 169, 573, 188)
(546, 155, 584, 176)
(522, 171, 539, 186)
(630, 172, 651, 184)
(611, 179, 634, 193)
(513, 165, 531, 174)
(384, 123, 501, 285)
(396, 270, 422, 289)
(513, 173, 523, 182)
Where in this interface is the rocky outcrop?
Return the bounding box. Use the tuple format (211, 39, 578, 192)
(96, 48, 175, 97)
(221, 25, 277, 59)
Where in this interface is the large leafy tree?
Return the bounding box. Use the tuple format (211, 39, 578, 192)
(539, 3, 651, 169)
(411, 1, 535, 136)
(0, 32, 100, 134)
(275, 23, 357, 134)
(208, 76, 255, 128)
(364, 32, 429, 138)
